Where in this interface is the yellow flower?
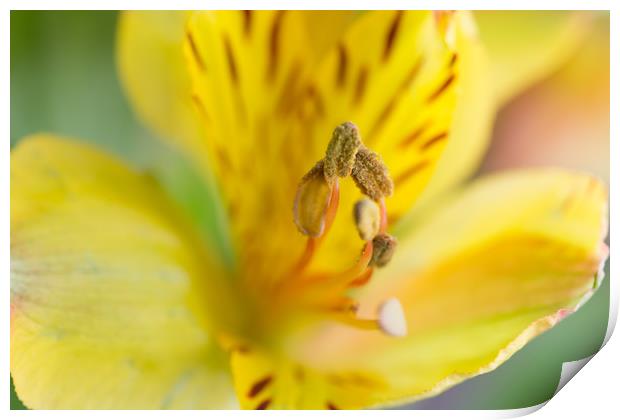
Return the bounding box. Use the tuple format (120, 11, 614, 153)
(10, 11, 608, 409)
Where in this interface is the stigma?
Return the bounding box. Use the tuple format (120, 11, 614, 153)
(288, 122, 406, 338)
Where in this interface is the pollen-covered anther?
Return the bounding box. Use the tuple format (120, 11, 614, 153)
(351, 146, 394, 201)
(371, 233, 398, 267)
(354, 199, 381, 241)
(377, 298, 408, 337)
(293, 160, 333, 237)
(324, 121, 362, 179)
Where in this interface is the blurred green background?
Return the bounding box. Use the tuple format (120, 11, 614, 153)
(10, 11, 610, 410)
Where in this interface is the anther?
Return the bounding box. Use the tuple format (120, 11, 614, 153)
(324, 122, 362, 179)
(293, 160, 334, 237)
(330, 297, 407, 336)
(354, 199, 381, 241)
(371, 233, 398, 267)
(377, 298, 407, 337)
(287, 121, 402, 331)
(351, 146, 394, 201)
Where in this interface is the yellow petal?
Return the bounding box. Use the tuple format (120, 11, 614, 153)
(117, 11, 207, 160)
(230, 347, 393, 409)
(167, 12, 481, 287)
(409, 12, 495, 214)
(301, 11, 360, 62)
(475, 11, 590, 105)
(309, 11, 462, 219)
(118, 10, 357, 163)
(10, 135, 238, 409)
(230, 309, 576, 409)
(284, 169, 608, 408)
(307, 11, 479, 274)
(230, 349, 300, 410)
(183, 11, 321, 286)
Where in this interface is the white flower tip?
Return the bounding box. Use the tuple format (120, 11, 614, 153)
(378, 298, 407, 337)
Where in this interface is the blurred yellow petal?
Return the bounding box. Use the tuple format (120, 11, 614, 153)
(475, 11, 590, 105)
(117, 11, 207, 160)
(387, 168, 607, 283)
(230, 347, 394, 409)
(411, 12, 494, 213)
(10, 135, 238, 409)
(184, 11, 320, 286)
(230, 349, 303, 409)
(231, 308, 573, 409)
(301, 11, 359, 62)
(286, 169, 608, 408)
(117, 10, 356, 165)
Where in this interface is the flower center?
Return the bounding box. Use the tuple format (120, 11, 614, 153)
(276, 122, 406, 337)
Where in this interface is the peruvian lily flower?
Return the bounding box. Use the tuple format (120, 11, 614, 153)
(11, 11, 608, 409)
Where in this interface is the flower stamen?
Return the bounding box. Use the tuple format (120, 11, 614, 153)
(290, 180, 340, 276)
(293, 160, 335, 238)
(285, 121, 402, 337)
(378, 198, 388, 234)
(324, 121, 362, 179)
(354, 199, 381, 241)
(351, 146, 394, 201)
(291, 240, 373, 291)
(348, 267, 374, 287)
(327, 297, 408, 337)
(370, 233, 398, 267)
(377, 298, 408, 337)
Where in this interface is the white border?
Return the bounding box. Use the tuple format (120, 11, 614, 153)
(4, 1, 617, 419)
(1, 0, 617, 11)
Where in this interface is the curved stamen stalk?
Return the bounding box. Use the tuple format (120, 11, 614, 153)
(289, 180, 340, 276)
(282, 240, 373, 298)
(324, 297, 408, 337)
(282, 121, 402, 337)
(378, 198, 388, 234)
